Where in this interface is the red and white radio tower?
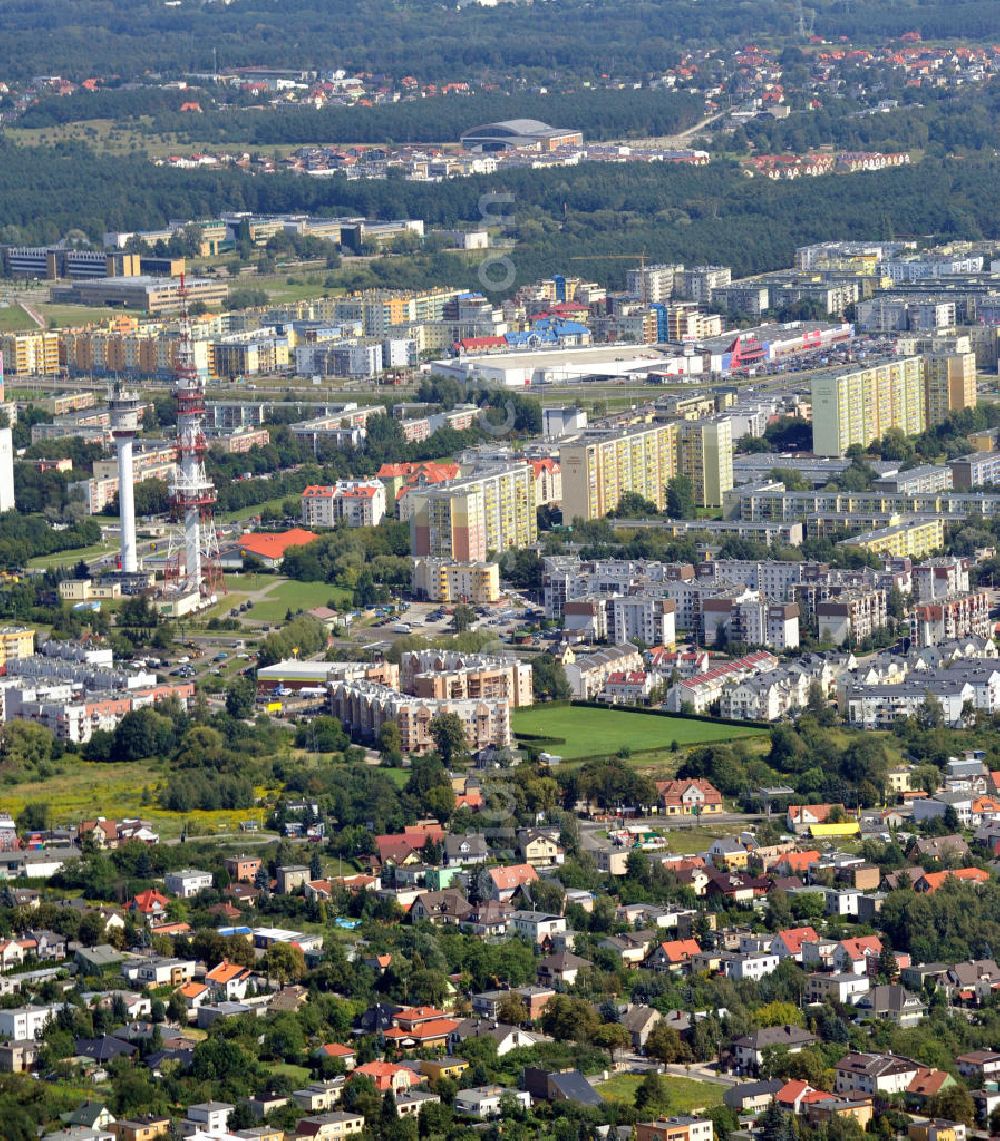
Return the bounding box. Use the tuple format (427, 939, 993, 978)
(167, 274, 223, 594)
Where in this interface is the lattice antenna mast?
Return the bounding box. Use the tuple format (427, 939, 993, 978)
(168, 274, 220, 592)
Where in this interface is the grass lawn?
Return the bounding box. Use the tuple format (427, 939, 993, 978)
(35, 302, 124, 328)
(658, 824, 745, 855)
(271, 1062, 312, 1085)
(219, 497, 295, 524)
(251, 579, 353, 621)
(0, 304, 37, 332)
(597, 1074, 724, 1113)
(511, 705, 766, 761)
(27, 539, 115, 570)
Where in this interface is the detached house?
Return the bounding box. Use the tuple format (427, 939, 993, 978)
(730, 1026, 818, 1076)
(621, 1005, 662, 1051)
(79, 818, 119, 850)
(853, 986, 926, 1027)
(409, 889, 472, 926)
(771, 927, 820, 962)
(646, 939, 701, 973)
(486, 863, 538, 902)
(835, 935, 882, 975)
(835, 1053, 921, 1097)
(537, 950, 591, 988)
(708, 837, 749, 870)
(443, 834, 489, 866)
(353, 1061, 416, 1094)
(128, 890, 169, 922)
(315, 1043, 356, 1071)
(517, 830, 565, 868)
(205, 960, 253, 1002)
(510, 911, 566, 946)
(656, 779, 724, 816)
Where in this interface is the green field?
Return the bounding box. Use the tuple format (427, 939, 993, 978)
(219, 497, 295, 524)
(251, 578, 353, 622)
(0, 757, 271, 841)
(511, 705, 765, 760)
(597, 1074, 724, 1113)
(0, 304, 37, 332)
(26, 539, 115, 570)
(35, 302, 124, 328)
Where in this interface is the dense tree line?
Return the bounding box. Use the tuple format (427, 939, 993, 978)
(0, 512, 101, 566)
(742, 82, 1000, 160)
(8, 0, 1000, 86)
(281, 520, 411, 589)
(148, 90, 706, 146)
(8, 139, 1000, 294)
(18, 86, 208, 128)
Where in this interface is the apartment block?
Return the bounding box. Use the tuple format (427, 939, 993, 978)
(0, 628, 36, 666)
(811, 357, 926, 456)
(912, 556, 970, 601)
(910, 593, 991, 648)
(949, 451, 1000, 490)
(301, 481, 386, 528)
(837, 518, 944, 560)
(626, 263, 680, 304)
(400, 649, 533, 708)
(608, 596, 677, 647)
(679, 418, 734, 507)
(921, 343, 977, 426)
(411, 558, 501, 604)
(817, 590, 889, 646)
(559, 422, 679, 522)
(675, 265, 732, 303)
(61, 329, 212, 379)
(711, 282, 771, 319)
(701, 594, 800, 651)
(1, 332, 60, 377)
(213, 334, 288, 379)
(872, 464, 953, 495)
(408, 465, 536, 561)
(732, 482, 1000, 524)
(92, 443, 177, 485)
(328, 678, 511, 755)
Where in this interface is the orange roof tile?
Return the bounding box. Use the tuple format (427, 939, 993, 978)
(384, 1018, 460, 1041)
(488, 863, 539, 890)
(239, 528, 318, 559)
(206, 959, 248, 984)
(776, 926, 820, 954)
(657, 938, 701, 962)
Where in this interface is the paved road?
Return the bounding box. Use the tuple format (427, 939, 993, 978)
(624, 111, 727, 149)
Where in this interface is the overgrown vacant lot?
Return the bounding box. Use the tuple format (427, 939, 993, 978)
(511, 705, 766, 761)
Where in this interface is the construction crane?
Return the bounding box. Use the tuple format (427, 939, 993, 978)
(568, 252, 651, 301)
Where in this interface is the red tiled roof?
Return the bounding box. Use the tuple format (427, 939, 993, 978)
(489, 863, 538, 890)
(384, 1018, 459, 1042)
(239, 528, 318, 559)
(839, 935, 882, 959)
(130, 889, 168, 913)
(779, 851, 821, 873)
(776, 926, 820, 954)
(657, 938, 701, 963)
